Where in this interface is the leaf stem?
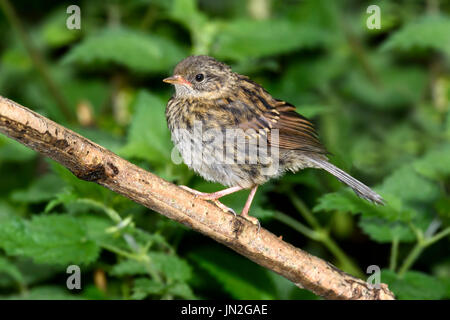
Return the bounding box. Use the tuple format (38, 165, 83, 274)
(286, 191, 363, 277)
(398, 227, 450, 276)
(272, 211, 319, 240)
(389, 236, 399, 272)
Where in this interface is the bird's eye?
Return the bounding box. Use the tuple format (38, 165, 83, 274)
(195, 73, 204, 82)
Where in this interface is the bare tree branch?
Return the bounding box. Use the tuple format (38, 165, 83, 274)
(0, 96, 395, 300)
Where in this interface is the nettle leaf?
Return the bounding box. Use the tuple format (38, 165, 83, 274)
(62, 28, 185, 73)
(110, 260, 148, 277)
(10, 174, 66, 203)
(413, 144, 450, 180)
(358, 218, 415, 243)
(345, 66, 426, 110)
(382, 15, 450, 57)
(313, 189, 411, 221)
(378, 165, 440, 203)
(170, 0, 208, 32)
(212, 19, 331, 61)
(39, 8, 81, 48)
(131, 278, 195, 300)
(120, 90, 173, 164)
(166, 282, 195, 299)
(188, 247, 276, 299)
(148, 252, 192, 282)
(1, 285, 83, 300)
(0, 134, 36, 162)
(131, 278, 165, 299)
(382, 270, 446, 300)
(0, 256, 25, 285)
(0, 214, 100, 265)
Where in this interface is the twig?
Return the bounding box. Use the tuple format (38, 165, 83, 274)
(0, 95, 395, 300)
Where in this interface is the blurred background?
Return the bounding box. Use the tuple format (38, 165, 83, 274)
(0, 0, 449, 300)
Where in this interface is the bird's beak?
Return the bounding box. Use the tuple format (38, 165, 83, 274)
(163, 75, 192, 86)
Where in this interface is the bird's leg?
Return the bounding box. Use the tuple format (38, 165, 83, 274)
(240, 185, 260, 226)
(179, 185, 244, 215)
(179, 185, 243, 200)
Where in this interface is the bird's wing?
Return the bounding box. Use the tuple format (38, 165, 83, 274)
(232, 77, 328, 154)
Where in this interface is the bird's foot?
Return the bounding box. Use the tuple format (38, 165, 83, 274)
(179, 185, 237, 215)
(240, 211, 260, 229)
(213, 200, 236, 216)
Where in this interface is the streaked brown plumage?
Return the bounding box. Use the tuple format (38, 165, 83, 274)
(164, 55, 384, 224)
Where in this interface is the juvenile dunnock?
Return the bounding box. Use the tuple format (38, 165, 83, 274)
(164, 55, 383, 224)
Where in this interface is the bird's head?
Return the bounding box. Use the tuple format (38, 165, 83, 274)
(163, 55, 235, 98)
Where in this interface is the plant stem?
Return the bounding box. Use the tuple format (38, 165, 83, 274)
(287, 191, 363, 277)
(288, 191, 321, 230)
(389, 236, 399, 272)
(398, 242, 424, 276)
(425, 227, 450, 246)
(272, 211, 319, 240)
(99, 242, 162, 282)
(0, 0, 73, 122)
(398, 227, 450, 276)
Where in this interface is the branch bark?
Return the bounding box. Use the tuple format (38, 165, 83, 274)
(0, 96, 395, 300)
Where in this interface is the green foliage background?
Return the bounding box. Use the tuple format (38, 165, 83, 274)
(0, 0, 449, 300)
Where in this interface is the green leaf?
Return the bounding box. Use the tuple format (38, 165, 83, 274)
(62, 28, 186, 73)
(188, 247, 276, 299)
(382, 15, 450, 58)
(131, 278, 165, 299)
(39, 8, 81, 47)
(0, 134, 36, 162)
(149, 252, 192, 282)
(358, 218, 415, 243)
(378, 165, 440, 203)
(120, 90, 173, 164)
(0, 256, 25, 285)
(345, 65, 426, 110)
(166, 282, 195, 299)
(413, 144, 450, 180)
(213, 19, 331, 61)
(1, 285, 84, 300)
(110, 260, 148, 277)
(313, 189, 411, 221)
(10, 174, 66, 203)
(382, 270, 446, 300)
(0, 214, 100, 265)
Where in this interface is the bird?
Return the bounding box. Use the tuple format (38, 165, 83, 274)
(163, 55, 384, 225)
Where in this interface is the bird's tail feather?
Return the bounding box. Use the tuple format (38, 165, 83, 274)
(309, 158, 385, 205)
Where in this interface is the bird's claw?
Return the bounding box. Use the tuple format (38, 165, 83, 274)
(213, 200, 236, 216)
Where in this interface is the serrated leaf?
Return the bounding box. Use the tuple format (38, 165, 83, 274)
(382, 15, 450, 57)
(110, 260, 148, 277)
(0, 256, 25, 285)
(1, 285, 84, 300)
(378, 165, 440, 203)
(62, 28, 185, 73)
(149, 252, 192, 282)
(39, 8, 81, 47)
(358, 217, 415, 243)
(166, 282, 195, 299)
(10, 174, 66, 203)
(188, 247, 276, 299)
(413, 144, 450, 180)
(382, 270, 446, 300)
(0, 214, 100, 265)
(120, 90, 173, 164)
(131, 278, 166, 300)
(212, 19, 332, 61)
(0, 134, 36, 162)
(345, 65, 426, 110)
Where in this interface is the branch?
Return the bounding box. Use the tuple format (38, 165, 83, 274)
(0, 96, 395, 300)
